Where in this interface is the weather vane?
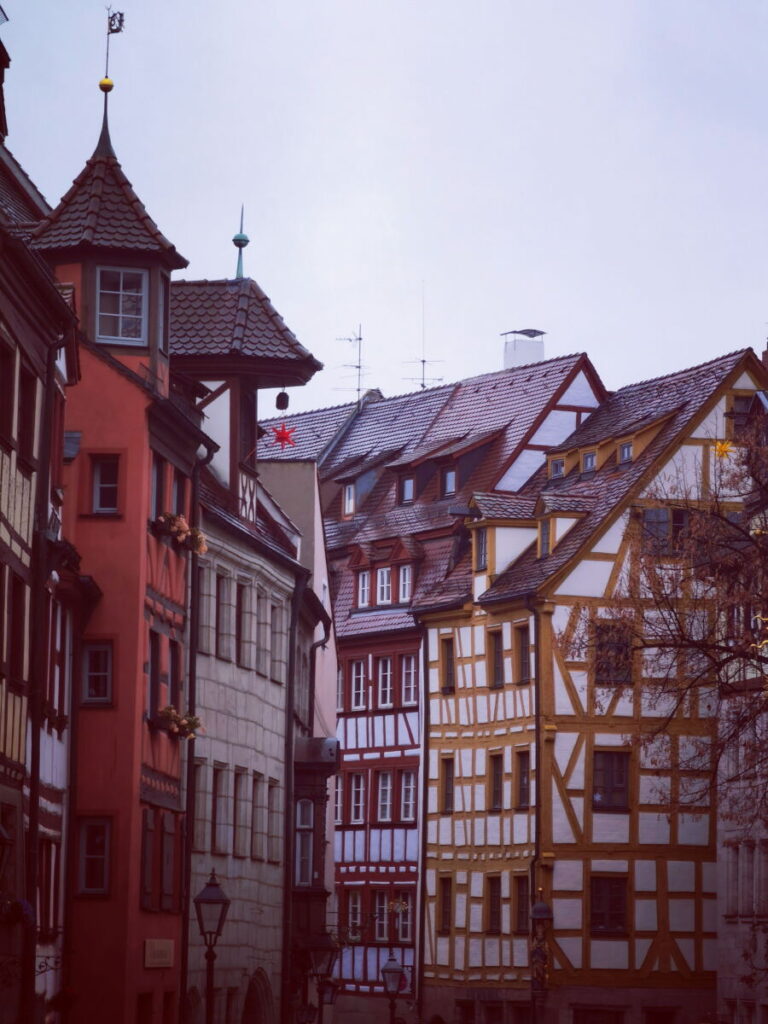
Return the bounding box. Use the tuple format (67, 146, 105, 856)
(104, 8, 125, 79)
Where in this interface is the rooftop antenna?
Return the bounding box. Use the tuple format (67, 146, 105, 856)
(232, 205, 249, 279)
(334, 325, 367, 408)
(404, 281, 443, 390)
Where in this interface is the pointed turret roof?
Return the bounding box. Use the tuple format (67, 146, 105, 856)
(31, 98, 187, 269)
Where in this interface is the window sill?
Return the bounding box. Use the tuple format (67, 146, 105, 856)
(80, 511, 123, 520)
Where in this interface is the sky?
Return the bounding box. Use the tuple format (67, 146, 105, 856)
(3, 1, 768, 414)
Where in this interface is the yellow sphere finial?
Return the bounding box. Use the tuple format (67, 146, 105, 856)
(99, 77, 114, 93)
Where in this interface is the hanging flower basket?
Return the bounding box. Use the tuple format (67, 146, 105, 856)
(153, 514, 208, 554)
(158, 705, 204, 739)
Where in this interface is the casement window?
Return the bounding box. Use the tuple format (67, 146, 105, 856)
(594, 620, 632, 684)
(351, 661, 366, 710)
(235, 583, 248, 667)
(486, 875, 502, 933)
(514, 874, 530, 934)
(401, 654, 417, 704)
(92, 455, 119, 513)
(233, 770, 248, 858)
(79, 818, 111, 894)
(728, 393, 754, 440)
(619, 441, 633, 464)
(592, 751, 630, 810)
(255, 588, 268, 674)
(267, 779, 280, 862)
(377, 771, 393, 821)
(377, 657, 393, 707)
(438, 876, 452, 932)
(151, 453, 165, 520)
(488, 630, 504, 689)
(343, 483, 355, 516)
(357, 570, 370, 607)
(441, 758, 455, 814)
(440, 636, 456, 693)
(582, 450, 596, 473)
(350, 774, 365, 823)
(336, 668, 345, 712)
(400, 770, 416, 821)
(215, 575, 231, 661)
(590, 876, 627, 934)
(250, 773, 265, 860)
(96, 267, 148, 344)
(295, 798, 313, 886)
(374, 890, 389, 941)
(148, 630, 161, 718)
(400, 475, 415, 504)
(441, 466, 457, 496)
(82, 642, 113, 704)
(550, 458, 564, 479)
(334, 775, 343, 824)
(539, 520, 551, 558)
(347, 890, 362, 937)
(475, 527, 488, 571)
(515, 624, 531, 683)
(377, 567, 392, 605)
(396, 890, 412, 941)
(489, 753, 503, 812)
(17, 365, 36, 464)
(399, 564, 412, 603)
(141, 809, 178, 912)
(168, 640, 181, 710)
(172, 468, 186, 516)
(211, 767, 227, 854)
(642, 506, 689, 554)
(516, 751, 530, 808)
(270, 602, 284, 681)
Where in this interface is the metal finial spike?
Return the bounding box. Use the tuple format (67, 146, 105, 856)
(232, 206, 250, 280)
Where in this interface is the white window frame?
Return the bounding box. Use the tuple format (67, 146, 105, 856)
(399, 564, 412, 603)
(400, 769, 416, 821)
(343, 483, 355, 516)
(358, 570, 370, 607)
(442, 466, 457, 496)
(400, 475, 415, 503)
(374, 890, 389, 941)
(401, 654, 417, 705)
(350, 774, 365, 823)
(351, 661, 366, 710)
(79, 818, 111, 894)
(550, 458, 564, 478)
(396, 890, 412, 941)
(377, 771, 392, 821)
(378, 657, 393, 707)
(377, 567, 392, 605)
(348, 889, 362, 936)
(82, 642, 113, 704)
(334, 775, 343, 824)
(96, 266, 149, 345)
(336, 668, 344, 711)
(619, 441, 633, 463)
(582, 450, 596, 472)
(92, 455, 119, 513)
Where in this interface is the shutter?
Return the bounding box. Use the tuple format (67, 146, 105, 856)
(161, 812, 176, 911)
(141, 809, 155, 910)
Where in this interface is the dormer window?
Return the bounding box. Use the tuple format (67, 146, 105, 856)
(442, 467, 457, 497)
(582, 451, 596, 474)
(377, 567, 392, 604)
(550, 458, 564, 479)
(475, 527, 488, 571)
(399, 565, 412, 603)
(400, 475, 415, 504)
(343, 483, 355, 516)
(539, 520, 551, 558)
(97, 268, 148, 345)
(358, 570, 370, 607)
(619, 442, 632, 464)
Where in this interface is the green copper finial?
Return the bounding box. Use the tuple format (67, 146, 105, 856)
(233, 205, 249, 279)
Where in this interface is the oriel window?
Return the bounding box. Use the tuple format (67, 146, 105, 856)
(97, 267, 148, 344)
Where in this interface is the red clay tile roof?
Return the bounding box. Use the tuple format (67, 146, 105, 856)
(471, 493, 538, 519)
(0, 144, 49, 225)
(31, 117, 187, 268)
(258, 403, 355, 462)
(170, 278, 321, 377)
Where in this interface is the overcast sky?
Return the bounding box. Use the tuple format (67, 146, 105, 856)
(4, 2, 768, 414)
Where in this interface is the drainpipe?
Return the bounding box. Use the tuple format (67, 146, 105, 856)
(416, 621, 429, 1024)
(525, 595, 542, 1024)
(281, 568, 308, 1024)
(22, 336, 60, 1022)
(179, 444, 215, 1024)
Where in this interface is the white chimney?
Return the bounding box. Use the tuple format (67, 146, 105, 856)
(502, 328, 546, 368)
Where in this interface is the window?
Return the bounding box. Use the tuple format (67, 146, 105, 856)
(489, 754, 503, 812)
(592, 751, 630, 810)
(594, 620, 632, 684)
(233, 770, 248, 858)
(82, 642, 113, 704)
(347, 890, 362, 937)
(160, 813, 177, 912)
(295, 798, 313, 886)
(172, 468, 186, 516)
(515, 624, 530, 683)
(377, 567, 392, 604)
(440, 636, 456, 693)
(79, 819, 110, 894)
(550, 458, 564, 479)
(400, 476, 415, 504)
(399, 564, 412, 603)
(619, 441, 632, 464)
(590, 876, 627, 934)
(350, 774, 365, 823)
(336, 668, 344, 712)
(402, 654, 417, 704)
(438, 876, 452, 932)
(441, 758, 455, 814)
(215, 575, 231, 661)
(148, 630, 161, 717)
(357, 570, 370, 607)
(377, 771, 392, 821)
(151, 453, 165, 520)
(516, 751, 530, 808)
(267, 779, 280, 862)
(642, 507, 689, 554)
(37, 837, 60, 940)
(193, 762, 207, 852)
(400, 770, 416, 821)
(168, 640, 181, 710)
(334, 776, 343, 824)
(514, 874, 530, 933)
(97, 267, 147, 344)
(270, 602, 284, 680)
(475, 527, 488, 571)
(235, 583, 247, 667)
(92, 455, 119, 513)
(488, 630, 504, 689)
(374, 890, 388, 941)
(396, 890, 412, 941)
(343, 483, 355, 516)
(255, 588, 268, 675)
(377, 657, 393, 707)
(140, 809, 156, 910)
(211, 767, 226, 854)
(250, 773, 264, 860)
(486, 875, 502, 933)
(351, 661, 366, 710)
(729, 393, 754, 439)
(582, 450, 596, 473)
(539, 520, 550, 558)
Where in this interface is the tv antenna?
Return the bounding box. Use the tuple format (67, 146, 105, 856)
(334, 325, 368, 408)
(404, 281, 443, 390)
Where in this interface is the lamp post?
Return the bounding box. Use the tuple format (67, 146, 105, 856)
(380, 953, 406, 1024)
(193, 870, 230, 1024)
(529, 897, 553, 1024)
(309, 938, 339, 1024)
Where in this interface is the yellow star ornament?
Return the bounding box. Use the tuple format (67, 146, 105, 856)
(714, 440, 733, 458)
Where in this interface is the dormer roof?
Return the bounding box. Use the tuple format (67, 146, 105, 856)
(31, 110, 187, 269)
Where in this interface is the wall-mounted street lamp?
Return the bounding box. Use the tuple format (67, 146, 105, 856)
(381, 953, 407, 1024)
(310, 935, 340, 1024)
(194, 870, 231, 1024)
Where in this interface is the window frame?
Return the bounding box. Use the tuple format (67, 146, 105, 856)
(593, 620, 632, 685)
(441, 757, 455, 814)
(486, 875, 502, 934)
(91, 454, 120, 514)
(618, 441, 633, 464)
(82, 641, 113, 705)
(350, 773, 365, 824)
(400, 475, 415, 504)
(357, 570, 371, 608)
(343, 483, 355, 516)
(475, 526, 488, 571)
(398, 564, 412, 603)
(441, 466, 457, 497)
(440, 636, 456, 694)
(488, 629, 504, 689)
(582, 450, 597, 473)
(78, 818, 111, 895)
(96, 266, 149, 346)
(550, 457, 564, 479)
(514, 624, 531, 684)
(351, 660, 366, 710)
(295, 798, 314, 886)
(374, 890, 389, 942)
(376, 567, 392, 605)
(489, 753, 503, 812)
(516, 750, 530, 809)
(514, 873, 530, 934)
(377, 770, 393, 822)
(592, 750, 630, 811)
(590, 875, 628, 935)
(377, 656, 393, 708)
(401, 654, 417, 705)
(400, 769, 416, 821)
(438, 876, 452, 933)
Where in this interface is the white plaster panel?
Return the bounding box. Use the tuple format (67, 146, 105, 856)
(468, 936, 483, 965)
(380, 830, 392, 861)
(552, 898, 582, 929)
(495, 526, 538, 571)
(470, 872, 483, 898)
(555, 936, 582, 968)
(675, 938, 695, 971)
(474, 625, 485, 655)
(438, 818, 452, 845)
(591, 860, 627, 872)
(428, 629, 438, 661)
(635, 938, 652, 969)
(698, 686, 717, 717)
(556, 559, 614, 598)
(458, 626, 471, 656)
(497, 449, 545, 491)
(555, 733, 578, 775)
(531, 409, 578, 446)
(678, 813, 709, 845)
(484, 939, 500, 967)
(476, 696, 489, 724)
(668, 861, 695, 892)
(571, 797, 584, 829)
(454, 818, 466, 847)
(640, 734, 671, 768)
(570, 671, 588, 714)
(691, 398, 726, 440)
(460, 748, 473, 776)
(639, 774, 670, 804)
(668, 899, 695, 932)
(374, 717, 383, 748)
(474, 818, 485, 845)
(612, 691, 634, 717)
(701, 897, 717, 932)
(553, 516, 578, 545)
(454, 935, 465, 970)
(553, 860, 583, 891)
(639, 813, 669, 844)
(455, 893, 467, 929)
(635, 861, 656, 892)
(513, 814, 529, 844)
(590, 515, 627, 556)
(370, 831, 380, 861)
(594, 732, 628, 747)
(355, 831, 364, 859)
(592, 814, 629, 843)
(512, 938, 528, 967)
(635, 898, 657, 931)
(469, 905, 483, 934)
(487, 815, 500, 846)
(559, 371, 601, 408)
(552, 784, 576, 843)
(436, 936, 450, 967)
(590, 940, 628, 969)
(569, 747, 585, 790)
(474, 784, 485, 811)
(554, 660, 575, 716)
(701, 861, 716, 894)
(393, 829, 405, 860)
(427, 820, 437, 844)
(679, 735, 711, 772)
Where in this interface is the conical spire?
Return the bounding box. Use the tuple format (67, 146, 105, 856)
(94, 77, 116, 159)
(233, 205, 249, 279)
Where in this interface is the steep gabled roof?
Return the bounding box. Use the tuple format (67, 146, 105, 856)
(0, 144, 50, 225)
(31, 111, 186, 268)
(258, 401, 356, 462)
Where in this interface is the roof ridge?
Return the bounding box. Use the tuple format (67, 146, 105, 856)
(611, 348, 752, 395)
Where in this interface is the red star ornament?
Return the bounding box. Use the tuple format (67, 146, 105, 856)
(271, 423, 296, 449)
